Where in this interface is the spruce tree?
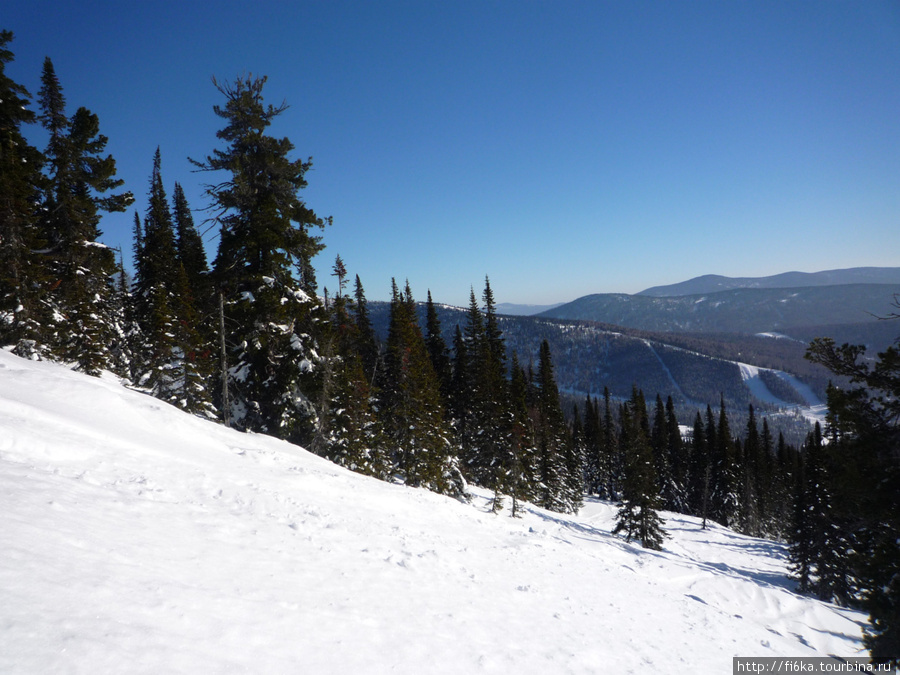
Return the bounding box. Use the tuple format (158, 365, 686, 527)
(172, 182, 212, 313)
(0, 32, 48, 357)
(534, 340, 577, 512)
(665, 396, 689, 512)
(601, 387, 619, 500)
(613, 389, 667, 550)
(806, 336, 900, 664)
(711, 397, 740, 527)
(475, 277, 516, 502)
(352, 275, 381, 389)
(191, 75, 327, 441)
(37, 57, 133, 374)
(454, 287, 485, 475)
(757, 417, 775, 536)
(318, 274, 387, 479)
(424, 290, 452, 405)
(582, 395, 602, 496)
(381, 280, 464, 497)
(650, 393, 675, 509)
(131, 149, 213, 416)
(507, 351, 539, 514)
(739, 405, 761, 536)
(689, 411, 712, 528)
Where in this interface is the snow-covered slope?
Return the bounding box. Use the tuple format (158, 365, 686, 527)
(0, 350, 866, 673)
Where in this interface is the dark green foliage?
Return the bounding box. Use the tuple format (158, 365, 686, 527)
(650, 394, 675, 508)
(324, 354, 388, 478)
(36, 57, 133, 375)
(317, 282, 387, 479)
(738, 405, 762, 536)
(172, 182, 212, 314)
(193, 75, 327, 440)
(424, 290, 452, 405)
(688, 411, 712, 527)
(131, 150, 213, 415)
(506, 351, 539, 514)
(804, 335, 900, 666)
(381, 281, 464, 497)
(710, 396, 740, 528)
(613, 388, 667, 550)
(352, 275, 381, 390)
(787, 423, 853, 604)
(0, 32, 48, 357)
(665, 396, 690, 512)
(193, 75, 327, 297)
(532, 340, 580, 512)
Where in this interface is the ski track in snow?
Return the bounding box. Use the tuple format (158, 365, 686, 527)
(0, 350, 866, 674)
(641, 339, 702, 408)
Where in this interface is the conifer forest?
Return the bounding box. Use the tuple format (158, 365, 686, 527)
(1, 33, 897, 665)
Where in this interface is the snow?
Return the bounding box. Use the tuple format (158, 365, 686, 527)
(0, 350, 866, 673)
(755, 332, 803, 343)
(738, 362, 827, 425)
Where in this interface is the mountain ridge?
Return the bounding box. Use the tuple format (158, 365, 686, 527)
(538, 283, 900, 335)
(637, 266, 900, 297)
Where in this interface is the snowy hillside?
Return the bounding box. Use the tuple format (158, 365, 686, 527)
(0, 350, 867, 673)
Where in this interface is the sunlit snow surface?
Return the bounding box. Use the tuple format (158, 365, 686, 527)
(0, 349, 865, 673)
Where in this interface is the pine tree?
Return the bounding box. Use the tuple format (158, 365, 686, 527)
(449, 323, 469, 433)
(533, 340, 577, 512)
(789, 428, 815, 594)
(507, 351, 539, 514)
(566, 404, 587, 511)
(318, 274, 387, 479)
(665, 395, 689, 512)
(806, 336, 900, 664)
(601, 387, 619, 500)
(454, 287, 485, 475)
(37, 57, 133, 374)
(0, 32, 48, 358)
(325, 354, 388, 478)
(352, 275, 381, 390)
(131, 150, 213, 415)
(711, 397, 740, 527)
(613, 389, 667, 550)
(381, 280, 464, 497)
(769, 427, 796, 540)
(689, 410, 712, 527)
(424, 290, 452, 404)
(191, 75, 327, 441)
(582, 395, 602, 496)
(739, 404, 761, 536)
(474, 277, 515, 502)
(757, 417, 775, 536)
(172, 182, 212, 313)
(650, 393, 675, 509)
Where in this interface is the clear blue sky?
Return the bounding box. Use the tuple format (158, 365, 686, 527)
(6, 0, 900, 306)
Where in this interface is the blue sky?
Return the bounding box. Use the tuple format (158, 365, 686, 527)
(6, 1, 900, 306)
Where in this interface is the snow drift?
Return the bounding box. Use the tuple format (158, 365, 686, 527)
(0, 349, 866, 673)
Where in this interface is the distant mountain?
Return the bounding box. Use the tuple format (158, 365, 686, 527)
(538, 284, 900, 335)
(638, 267, 900, 297)
(495, 302, 563, 316)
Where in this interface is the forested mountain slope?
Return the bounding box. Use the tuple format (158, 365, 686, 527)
(367, 303, 832, 442)
(538, 284, 900, 334)
(637, 267, 900, 297)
